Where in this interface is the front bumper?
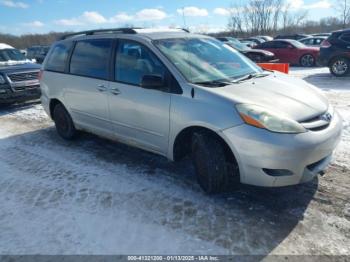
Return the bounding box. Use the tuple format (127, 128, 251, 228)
(221, 111, 343, 187)
(0, 85, 41, 104)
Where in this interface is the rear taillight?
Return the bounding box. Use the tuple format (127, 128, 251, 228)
(321, 40, 331, 47)
(38, 70, 43, 80)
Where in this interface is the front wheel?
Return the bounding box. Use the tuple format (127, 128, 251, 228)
(329, 57, 350, 77)
(53, 103, 77, 140)
(300, 54, 315, 67)
(192, 131, 239, 194)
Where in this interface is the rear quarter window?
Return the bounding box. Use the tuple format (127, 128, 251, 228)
(44, 42, 73, 73)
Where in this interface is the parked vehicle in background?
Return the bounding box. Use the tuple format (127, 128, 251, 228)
(217, 37, 277, 63)
(255, 39, 320, 67)
(312, 33, 331, 37)
(20, 49, 27, 56)
(255, 35, 273, 42)
(26, 45, 50, 63)
(0, 43, 41, 104)
(239, 40, 257, 48)
(241, 37, 265, 45)
(40, 28, 342, 193)
(299, 36, 327, 47)
(319, 29, 350, 77)
(275, 34, 310, 40)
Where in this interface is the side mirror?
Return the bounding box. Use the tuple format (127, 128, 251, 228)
(287, 45, 294, 49)
(141, 75, 165, 89)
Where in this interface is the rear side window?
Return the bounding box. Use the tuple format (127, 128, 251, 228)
(302, 39, 314, 45)
(45, 42, 72, 72)
(274, 41, 289, 48)
(70, 39, 112, 79)
(260, 42, 275, 48)
(314, 38, 323, 45)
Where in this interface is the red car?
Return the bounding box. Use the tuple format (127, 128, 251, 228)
(254, 39, 320, 67)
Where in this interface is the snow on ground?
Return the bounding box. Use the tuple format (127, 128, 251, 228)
(0, 67, 349, 255)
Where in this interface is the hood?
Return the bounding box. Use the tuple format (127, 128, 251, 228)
(0, 62, 41, 74)
(209, 72, 328, 122)
(248, 49, 274, 56)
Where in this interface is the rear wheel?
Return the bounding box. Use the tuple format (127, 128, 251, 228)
(329, 57, 350, 77)
(300, 54, 315, 67)
(53, 103, 77, 140)
(191, 131, 239, 194)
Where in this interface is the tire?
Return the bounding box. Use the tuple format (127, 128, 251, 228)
(329, 57, 350, 77)
(191, 131, 239, 194)
(52, 103, 77, 140)
(300, 54, 315, 67)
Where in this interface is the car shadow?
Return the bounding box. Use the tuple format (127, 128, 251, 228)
(0, 126, 318, 255)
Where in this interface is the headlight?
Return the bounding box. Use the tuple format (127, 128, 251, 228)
(0, 75, 6, 85)
(236, 104, 306, 133)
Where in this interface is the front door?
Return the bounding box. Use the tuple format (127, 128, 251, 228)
(108, 40, 171, 155)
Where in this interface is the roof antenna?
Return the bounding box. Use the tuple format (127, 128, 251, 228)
(181, 7, 187, 30)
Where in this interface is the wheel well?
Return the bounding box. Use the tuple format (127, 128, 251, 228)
(173, 126, 237, 164)
(49, 99, 62, 119)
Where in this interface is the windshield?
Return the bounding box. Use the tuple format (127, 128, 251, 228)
(289, 40, 306, 48)
(154, 37, 262, 84)
(0, 48, 26, 62)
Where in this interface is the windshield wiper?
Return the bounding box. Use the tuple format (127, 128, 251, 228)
(231, 72, 270, 83)
(194, 80, 232, 87)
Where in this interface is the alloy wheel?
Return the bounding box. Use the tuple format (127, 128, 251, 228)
(331, 59, 348, 76)
(301, 54, 315, 67)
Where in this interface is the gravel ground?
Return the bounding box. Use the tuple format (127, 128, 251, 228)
(0, 67, 349, 255)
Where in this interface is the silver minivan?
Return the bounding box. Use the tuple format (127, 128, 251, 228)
(40, 28, 342, 193)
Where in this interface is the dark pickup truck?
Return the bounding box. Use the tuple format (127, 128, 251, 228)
(0, 45, 41, 104)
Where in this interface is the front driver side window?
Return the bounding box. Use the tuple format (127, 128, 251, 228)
(115, 41, 166, 87)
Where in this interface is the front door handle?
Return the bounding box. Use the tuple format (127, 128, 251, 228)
(110, 87, 121, 95)
(97, 84, 107, 92)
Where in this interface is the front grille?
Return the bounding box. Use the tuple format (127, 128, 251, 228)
(13, 84, 40, 92)
(300, 111, 333, 131)
(7, 71, 39, 82)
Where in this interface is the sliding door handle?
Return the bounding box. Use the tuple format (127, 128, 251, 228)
(110, 87, 121, 95)
(97, 84, 107, 92)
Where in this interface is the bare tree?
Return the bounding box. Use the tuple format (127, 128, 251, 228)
(280, 2, 308, 33)
(228, 0, 287, 35)
(227, 1, 245, 34)
(334, 0, 350, 28)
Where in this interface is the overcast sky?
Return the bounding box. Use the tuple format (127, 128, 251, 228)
(0, 0, 334, 35)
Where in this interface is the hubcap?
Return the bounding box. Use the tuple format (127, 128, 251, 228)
(301, 55, 314, 67)
(332, 60, 348, 75)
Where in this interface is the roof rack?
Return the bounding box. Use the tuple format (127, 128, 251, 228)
(60, 28, 140, 40)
